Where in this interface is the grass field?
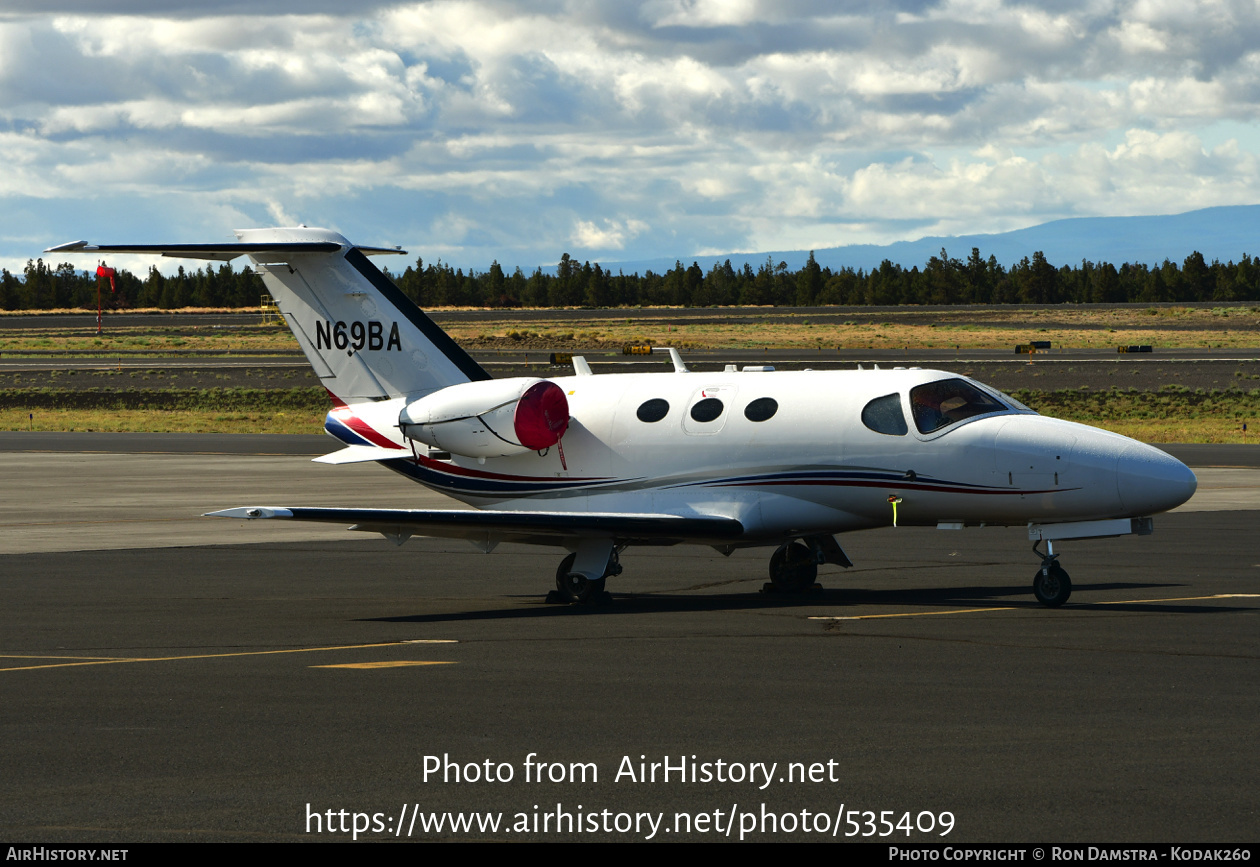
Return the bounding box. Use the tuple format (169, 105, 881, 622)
(1, 409, 325, 435)
(462, 305, 1260, 351)
(3, 304, 1260, 354)
(0, 324, 292, 355)
(0, 387, 329, 434)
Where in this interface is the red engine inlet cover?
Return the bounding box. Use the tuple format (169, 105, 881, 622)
(514, 381, 570, 450)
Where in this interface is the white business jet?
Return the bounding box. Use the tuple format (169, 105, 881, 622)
(47, 228, 1197, 607)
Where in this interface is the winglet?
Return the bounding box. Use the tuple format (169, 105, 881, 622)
(45, 241, 90, 253)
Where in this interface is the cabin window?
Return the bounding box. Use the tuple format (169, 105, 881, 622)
(861, 393, 908, 436)
(744, 397, 778, 422)
(910, 379, 1007, 434)
(636, 398, 670, 423)
(689, 398, 725, 423)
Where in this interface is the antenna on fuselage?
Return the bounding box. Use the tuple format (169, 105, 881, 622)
(663, 347, 688, 373)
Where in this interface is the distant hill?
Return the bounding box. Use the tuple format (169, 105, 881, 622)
(596, 205, 1260, 275)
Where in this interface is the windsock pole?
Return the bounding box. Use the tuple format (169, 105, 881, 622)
(95, 263, 116, 334)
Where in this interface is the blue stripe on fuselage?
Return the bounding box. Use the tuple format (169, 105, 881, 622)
(325, 414, 372, 447)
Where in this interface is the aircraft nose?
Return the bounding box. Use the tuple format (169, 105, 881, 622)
(1115, 442, 1197, 514)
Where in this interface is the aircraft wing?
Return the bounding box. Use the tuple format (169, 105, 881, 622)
(205, 507, 745, 547)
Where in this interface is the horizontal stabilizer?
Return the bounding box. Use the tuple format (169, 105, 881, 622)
(43, 241, 406, 261)
(313, 445, 407, 465)
(205, 506, 745, 545)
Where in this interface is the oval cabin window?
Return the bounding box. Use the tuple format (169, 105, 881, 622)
(861, 393, 908, 436)
(744, 397, 778, 422)
(689, 398, 725, 423)
(636, 398, 670, 423)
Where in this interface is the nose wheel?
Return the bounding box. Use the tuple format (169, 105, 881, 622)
(1031, 540, 1071, 607)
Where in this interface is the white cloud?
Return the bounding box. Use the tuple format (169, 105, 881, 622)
(571, 218, 649, 251)
(3, 1, 1260, 272)
(1112, 20, 1170, 54)
(265, 200, 297, 225)
(640, 0, 761, 29)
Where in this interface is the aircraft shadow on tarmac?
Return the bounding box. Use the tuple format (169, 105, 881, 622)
(359, 580, 1254, 623)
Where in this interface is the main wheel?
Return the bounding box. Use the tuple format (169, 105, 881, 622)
(555, 553, 606, 604)
(768, 542, 818, 593)
(1032, 562, 1071, 607)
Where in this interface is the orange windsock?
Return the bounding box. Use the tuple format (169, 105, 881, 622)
(96, 265, 116, 292)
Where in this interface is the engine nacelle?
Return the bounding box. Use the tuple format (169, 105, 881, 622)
(399, 377, 570, 459)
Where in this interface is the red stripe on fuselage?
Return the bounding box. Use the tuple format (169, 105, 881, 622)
(325, 388, 404, 450)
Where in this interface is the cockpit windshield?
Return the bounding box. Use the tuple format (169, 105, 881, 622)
(909, 378, 1011, 434)
(987, 387, 1035, 413)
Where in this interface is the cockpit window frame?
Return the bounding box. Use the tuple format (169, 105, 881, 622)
(975, 383, 1037, 415)
(907, 377, 1016, 438)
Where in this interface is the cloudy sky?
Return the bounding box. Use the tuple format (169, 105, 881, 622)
(3, 0, 1260, 275)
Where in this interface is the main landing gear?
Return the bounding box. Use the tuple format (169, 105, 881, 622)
(551, 549, 622, 605)
(764, 536, 850, 594)
(1032, 539, 1071, 607)
(549, 534, 853, 604)
(767, 541, 819, 593)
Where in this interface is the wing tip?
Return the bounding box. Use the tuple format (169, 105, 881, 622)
(204, 507, 294, 519)
(45, 240, 91, 254)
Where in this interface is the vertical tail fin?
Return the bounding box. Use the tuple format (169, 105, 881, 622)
(46, 226, 489, 403)
(240, 228, 490, 402)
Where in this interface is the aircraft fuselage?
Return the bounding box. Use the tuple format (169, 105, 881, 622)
(337, 366, 1196, 545)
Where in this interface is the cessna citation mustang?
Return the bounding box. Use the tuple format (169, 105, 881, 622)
(47, 228, 1198, 607)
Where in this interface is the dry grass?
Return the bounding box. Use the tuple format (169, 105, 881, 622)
(1072, 418, 1256, 443)
(3, 408, 324, 435)
(2, 305, 1260, 354)
(446, 306, 1260, 350)
(0, 324, 293, 354)
(0, 307, 250, 316)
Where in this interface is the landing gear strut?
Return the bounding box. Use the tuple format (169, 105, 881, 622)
(767, 541, 819, 593)
(1031, 539, 1071, 607)
(553, 548, 622, 604)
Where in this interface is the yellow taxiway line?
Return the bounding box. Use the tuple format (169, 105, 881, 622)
(0, 640, 458, 673)
(311, 661, 457, 669)
(809, 593, 1260, 621)
(811, 606, 1015, 621)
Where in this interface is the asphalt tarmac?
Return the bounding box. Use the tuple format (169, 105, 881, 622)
(0, 435, 1256, 843)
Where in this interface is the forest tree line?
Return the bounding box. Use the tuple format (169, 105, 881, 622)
(6, 247, 1260, 311)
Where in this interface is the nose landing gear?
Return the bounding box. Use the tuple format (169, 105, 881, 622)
(1032, 539, 1071, 607)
